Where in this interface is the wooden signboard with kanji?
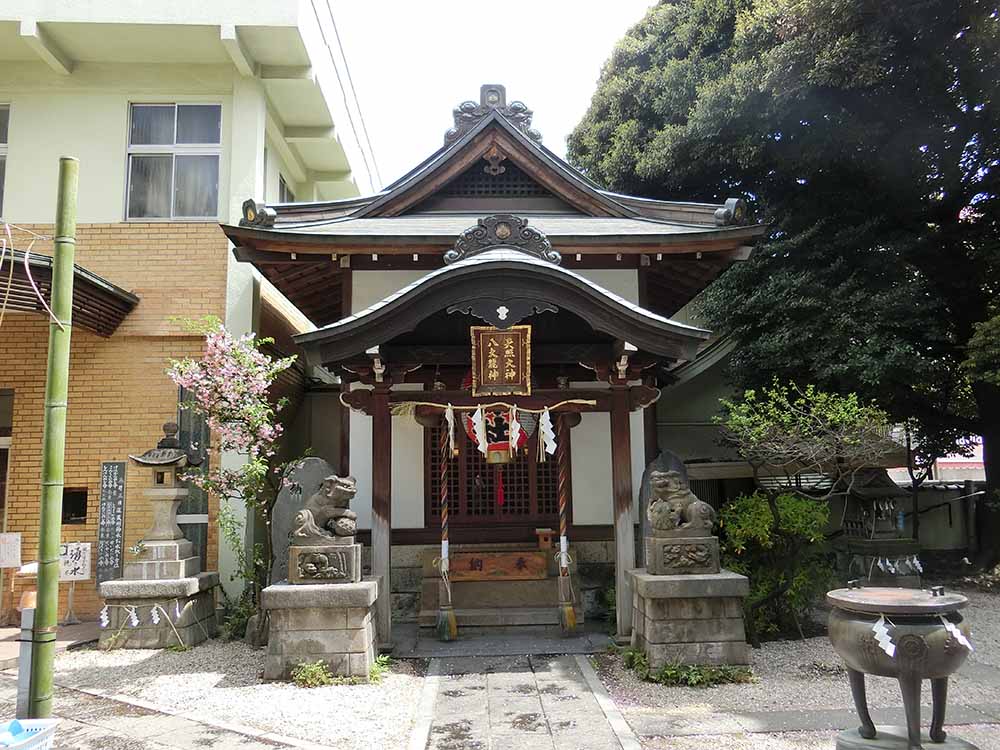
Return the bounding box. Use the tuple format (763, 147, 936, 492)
(448, 550, 548, 581)
(470, 325, 531, 396)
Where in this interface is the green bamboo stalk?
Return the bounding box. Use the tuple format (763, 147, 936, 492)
(28, 157, 78, 719)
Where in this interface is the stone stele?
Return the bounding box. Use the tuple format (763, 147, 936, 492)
(270, 457, 337, 584)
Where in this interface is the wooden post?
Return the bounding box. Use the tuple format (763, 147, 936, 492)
(371, 382, 393, 649)
(610, 383, 635, 641)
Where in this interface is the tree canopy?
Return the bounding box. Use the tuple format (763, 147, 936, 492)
(568, 0, 1000, 558)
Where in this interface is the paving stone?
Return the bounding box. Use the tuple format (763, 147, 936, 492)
(626, 709, 746, 737)
(736, 708, 858, 733)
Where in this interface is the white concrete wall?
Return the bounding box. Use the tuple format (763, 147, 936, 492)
(0, 63, 238, 224)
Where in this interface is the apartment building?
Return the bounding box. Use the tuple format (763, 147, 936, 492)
(0, 1, 375, 618)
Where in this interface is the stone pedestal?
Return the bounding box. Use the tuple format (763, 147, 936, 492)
(100, 423, 219, 649)
(628, 568, 750, 667)
(645, 535, 720, 576)
(288, 543, 362, 584)
(836, 726, 979, 749)
(122, 539, 201, 580)
(98, 572, 218, 649)
(261, 577, 379, 681)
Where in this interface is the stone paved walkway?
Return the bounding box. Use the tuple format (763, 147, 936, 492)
(418, 654, 638, 750)
(0, 674, 329, 749)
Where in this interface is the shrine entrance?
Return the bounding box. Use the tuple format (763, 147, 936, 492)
(292, 215, 710, 644)
(223, 85, 765, 648)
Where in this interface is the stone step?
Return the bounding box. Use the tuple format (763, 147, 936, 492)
(420, 576, 575, 610)
(417, 606, 584, 628)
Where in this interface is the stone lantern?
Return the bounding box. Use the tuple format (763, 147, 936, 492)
(97, 422, 218, 648)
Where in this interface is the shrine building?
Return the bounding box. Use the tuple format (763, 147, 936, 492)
(222, 85, 767, 644)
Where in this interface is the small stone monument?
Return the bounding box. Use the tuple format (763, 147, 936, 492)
(270, 457, 337, 584)
(98, 423, 218, 648)
(628, 456, 750, 667)
(261, 473, 379, 681)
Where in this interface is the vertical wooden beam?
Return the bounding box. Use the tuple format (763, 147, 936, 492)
(371, 382, 393, 648)
(338, 269, 352, 477)
(610, 383, 635, 640)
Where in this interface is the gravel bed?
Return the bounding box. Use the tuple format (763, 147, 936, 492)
(53, 639, 427, 750)
(597, 587, 1000, 715)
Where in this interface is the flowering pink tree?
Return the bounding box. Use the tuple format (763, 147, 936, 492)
(167, 318, 296, 626)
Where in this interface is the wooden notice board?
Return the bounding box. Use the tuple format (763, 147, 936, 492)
(448, 550, 548, 581)
(96, 461, 127, 583)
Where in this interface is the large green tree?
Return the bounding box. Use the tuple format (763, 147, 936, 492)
(568, 0, 1000, 562)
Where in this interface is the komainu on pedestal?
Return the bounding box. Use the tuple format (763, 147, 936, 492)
(287, 474, 362, 585)
(628, 453, 750, 668)
(262, 472, 379, 681)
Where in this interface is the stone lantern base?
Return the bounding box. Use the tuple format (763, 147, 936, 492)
(261, 576, 379, 681)
(628, 568, 750, 667)
(98, 572, 218, 649)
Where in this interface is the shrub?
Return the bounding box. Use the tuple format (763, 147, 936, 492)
(622, 648, 753, 687)
(219, 591, 256, 642)
(369, 654, 392, 684)
(291, 660, 334, 688)
(720, 491, 835, 640)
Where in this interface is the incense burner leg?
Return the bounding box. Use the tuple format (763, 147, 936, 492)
(930, 677, 948, 742)
(898, 674, 924, 750)
(847, 668, 877, 740)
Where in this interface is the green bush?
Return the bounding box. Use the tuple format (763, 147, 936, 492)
(369, 654, 392, 684)
(291, 660, 334, 688)
(219, 590, 256, 642)
(622, 648, 753, 687)
(720, 492, 835, 640)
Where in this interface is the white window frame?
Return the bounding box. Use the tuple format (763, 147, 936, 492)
(0, 104, 9, 218)
(278, 174, 295, 203)
(125, 102, 222, 222)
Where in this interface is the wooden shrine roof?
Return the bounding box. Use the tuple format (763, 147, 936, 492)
(3, 249, 139, 337)
(294, 244, 710, 370)
(223, 85, 767, 328)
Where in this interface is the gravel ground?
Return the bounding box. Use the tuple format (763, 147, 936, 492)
(52, 639, 427, 750)
(597, 587, 1000, 714)
(641, 725, 1000, 749)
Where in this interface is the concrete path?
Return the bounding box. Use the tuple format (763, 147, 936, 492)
(0, 674, 332, 749)
(414, 654, 640, 750)
(0, 621, 98, 669)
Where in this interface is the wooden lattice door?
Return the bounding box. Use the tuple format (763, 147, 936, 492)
(426, 423, 563, 526)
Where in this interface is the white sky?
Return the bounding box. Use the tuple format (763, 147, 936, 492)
(330, 0, 656, 190)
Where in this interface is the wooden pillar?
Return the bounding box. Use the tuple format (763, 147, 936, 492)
(610, 383, 635, 640)
(371, 382, 393, 648)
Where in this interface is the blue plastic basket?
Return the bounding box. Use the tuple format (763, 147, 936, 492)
(0, 720, 59, 750)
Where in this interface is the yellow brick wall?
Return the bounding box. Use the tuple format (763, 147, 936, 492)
(0, 222, 229, 621)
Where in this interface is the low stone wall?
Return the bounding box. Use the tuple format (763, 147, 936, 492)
(261, 577, 379, 681)
(629, 569, 749, 667)
(98, 573, 219, 649)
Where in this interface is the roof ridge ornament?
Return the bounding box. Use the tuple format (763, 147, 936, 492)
(446, 215, 561, 266)
(444, 84, 542, 146)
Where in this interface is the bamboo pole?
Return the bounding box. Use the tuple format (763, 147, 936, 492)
(28, 157, 78, 719)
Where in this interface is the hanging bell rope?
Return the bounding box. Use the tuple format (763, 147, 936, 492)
(435, 416, 457, 641)
(555, 413, 576, 635)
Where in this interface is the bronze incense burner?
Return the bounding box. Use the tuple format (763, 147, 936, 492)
(827, 584, 972, 750)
